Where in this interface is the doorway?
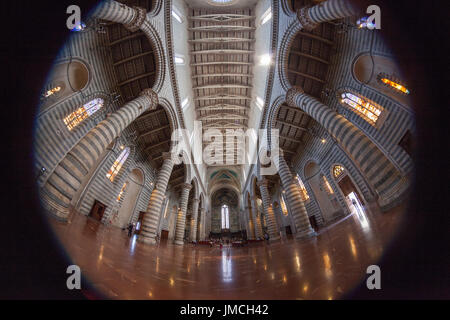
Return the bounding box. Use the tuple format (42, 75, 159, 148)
(308, 216, 318, 231)
(135, 211, 145, 235)
(89, 200, 106, 221)
(338, 175, 364, 206)
(160, 230, 169, 243)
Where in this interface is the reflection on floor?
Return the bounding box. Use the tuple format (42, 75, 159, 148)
(50, 202, 404, 299)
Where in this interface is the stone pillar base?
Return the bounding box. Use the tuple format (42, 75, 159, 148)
(295, 228, 316, 240)
(137, 236, 156, 245)
(269, 236, 281, 242)
(174, 239, 184, 246)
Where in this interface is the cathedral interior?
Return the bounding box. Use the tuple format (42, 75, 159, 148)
(25, 0, 433, 300)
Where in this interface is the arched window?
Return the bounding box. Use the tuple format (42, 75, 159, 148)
(378, 73, 410, 95)
(107, 147, 130, 182)
(260, 7, 272, 25)
(175, 54, 185, 65)
(43, 86, 62, 98)
(221, 204, 230, 229)
(163, 199, 170, 219)
(340, 92, 384, 126)
(295, 174, 309, 201)
(333, 165, 345, 179)
(280, 195, 288, 216)
(63, 98, 104, 131)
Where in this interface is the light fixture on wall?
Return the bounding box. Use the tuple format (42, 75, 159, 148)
(71, 21, 86, 32)
(356, 17, 376, 29)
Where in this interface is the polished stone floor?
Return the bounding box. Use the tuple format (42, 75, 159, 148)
(50, 203, 404, 299)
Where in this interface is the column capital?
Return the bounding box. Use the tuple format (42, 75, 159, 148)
(286, 86, 304, 107)
(296, 7, 318, 31)
(162, 152, 174, 161)
(140, 88, 158, 108)
(257, 178, 269, 188)
(124, 6, 147, 32)
(181, 183, 192, 190)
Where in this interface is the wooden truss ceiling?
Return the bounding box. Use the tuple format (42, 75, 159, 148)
(281, 0, 336, 165)
(188, 9, 255, 166)
(105, 24, 156, 103)
(105, 3, 183, 188)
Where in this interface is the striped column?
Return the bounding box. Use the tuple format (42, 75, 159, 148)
(257, 179, 281, 241)
(190, 198, 200, 241)
(251, 197, 264, 239)
(296, 0, 358, 31)
(41, 89, 158, 221)
(198, 207, 206, 240)
(274, 151, 316, 239)
(138, 153, 174, 244)
(174, 183, 192, 245)
(92, 0, 147, 32)
(286, 87, 410, 210)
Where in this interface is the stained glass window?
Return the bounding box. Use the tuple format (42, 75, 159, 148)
(221, 205, 230, 229)
(333, 165, 345, 179)
(261, 7, 272, 25)
(163, 200, 170, 219)
(63, 98, 104, 131)
(106, 147, 130, 182)
(295, 174, 309, 201)
(44, 86, 61, 98)
(378, 74, 410, 94)
(340, 92, 383, 126)
(280, 195, 288, 216)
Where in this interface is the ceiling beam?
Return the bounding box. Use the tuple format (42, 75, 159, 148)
(113, 51, 153, 66)
(191, 49, 254, 55)
(279, 135, 302, 143)
(189, 14, 254, 22)
(279, 104, 306, 114)
(199, 113, 248, 121)
(108, 32, 145, 46)
(192, 74, 253, 79)
(297, 31, 334, 45)
(117, 72, 156, 87)
(194, 95, 251, 101)
(289, 50, 330, 65)
(196, 104, 249, 111)
(138, 125, 170, 139)
(189, 26, 255, 32)
(144, 139, 170, 152)
(193, 84, 252, 90)
(191, 61, 252, 66)
(136, 108, 166, 121)
(287, 69, 326, 83)
(275, 119, 308, 131)
(189, 38, 255, 43)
